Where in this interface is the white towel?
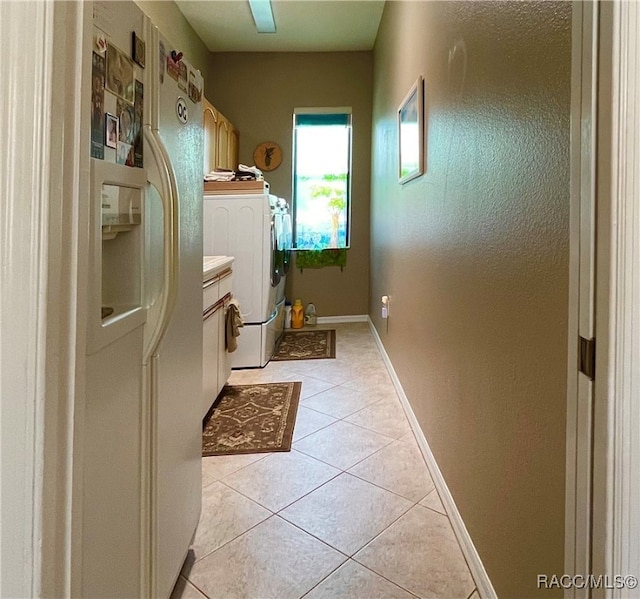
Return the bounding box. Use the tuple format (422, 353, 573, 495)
(204, 168, 235, 182)
(237, 164, 263, 179)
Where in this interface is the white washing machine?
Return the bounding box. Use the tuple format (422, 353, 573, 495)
(203, 191, 291, 367)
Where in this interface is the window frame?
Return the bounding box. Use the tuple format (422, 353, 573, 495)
(291, 106, 353, 250)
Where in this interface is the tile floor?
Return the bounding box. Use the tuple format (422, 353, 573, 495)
(172, 323, 478, 599)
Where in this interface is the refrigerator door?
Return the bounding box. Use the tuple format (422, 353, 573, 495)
(83, 3, 203, 597)
(147, 25, 204, 598)
(84, 4, 150, 597)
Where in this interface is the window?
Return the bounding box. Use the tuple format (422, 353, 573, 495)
(292, 108, 352, 250)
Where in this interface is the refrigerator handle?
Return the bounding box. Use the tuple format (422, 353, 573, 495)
(143, 123, 180, 364)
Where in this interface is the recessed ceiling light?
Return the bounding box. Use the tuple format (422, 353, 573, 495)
(248, 0, 276, 33)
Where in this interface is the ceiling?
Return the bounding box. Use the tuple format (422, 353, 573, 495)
(175, 0, 386, 52)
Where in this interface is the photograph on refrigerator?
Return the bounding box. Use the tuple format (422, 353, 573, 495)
(131, 31, 145, 68)
(106, 42, 134, 103)
(133, 80, 144, 167)
(166, 50, 181, 82)
(90, 52, 105, 159)
(117, 98, 135, 145)
(188, 69, 202, 104)
(177, 61, 188, 93)
(116, 141, 134, 166)
(105, 113, 118, 149)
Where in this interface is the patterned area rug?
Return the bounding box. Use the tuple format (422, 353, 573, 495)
(203, 382, 301, 456)
(271, 329, 336, 361)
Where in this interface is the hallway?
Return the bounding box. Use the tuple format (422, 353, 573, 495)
(172, 323, 479, 599)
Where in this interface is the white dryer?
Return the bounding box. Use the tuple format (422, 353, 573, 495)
(203, 191, 291, 367)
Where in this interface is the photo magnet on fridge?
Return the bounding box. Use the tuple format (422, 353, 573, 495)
(159, 41, 166, 84)
(106, 42, 134, 103)
(90, 52, 105, 159)
(177, 61, 188, 93)
(94, 32, 107, 55)
(133, 80, 144, 168)
(166, 52, 181, 82)
(117, 98, 135, 146)
(105, 113, 118, 149)
(188, 70, 202, 104)
(132, 32, 145, 68)
(116, 141, 134, 167)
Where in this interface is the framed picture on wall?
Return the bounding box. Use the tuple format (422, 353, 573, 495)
(398, 76, 425, 184)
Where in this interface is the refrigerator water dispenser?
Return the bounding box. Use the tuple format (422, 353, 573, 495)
(101, 183, 142, 239)
(101, 184, 142, 318)
(87, 160, 147, 354)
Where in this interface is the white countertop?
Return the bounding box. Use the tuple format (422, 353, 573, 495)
(203, 256, 234, 282)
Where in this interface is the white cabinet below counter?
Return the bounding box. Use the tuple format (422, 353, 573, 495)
(203, 256, 234, 419)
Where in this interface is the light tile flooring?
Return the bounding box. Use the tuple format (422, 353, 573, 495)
(172, 323, 478, 599)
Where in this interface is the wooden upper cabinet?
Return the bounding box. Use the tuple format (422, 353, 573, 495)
(228, 127, 239, 171)
(203, 97, 218, 175)
(202, 96, 239, 173)
(217, 118, 229, 172)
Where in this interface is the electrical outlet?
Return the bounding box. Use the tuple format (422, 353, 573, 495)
(381, 306, 388, 319)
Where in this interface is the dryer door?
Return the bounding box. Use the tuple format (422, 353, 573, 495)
(274, 211, 288, 280)
(270, 214, 282, 287)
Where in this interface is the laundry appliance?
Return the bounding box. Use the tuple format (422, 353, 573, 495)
(203, 189, 292, 367)
(83, 2, 204, 597)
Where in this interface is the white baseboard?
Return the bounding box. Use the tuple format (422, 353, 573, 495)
(368, 317, 497, 599)
(316, 314, 369, 324)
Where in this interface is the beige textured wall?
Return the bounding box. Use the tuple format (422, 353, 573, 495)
(370, 2, 571, 597)
(135, 1, 210, 83)
(208, 52, 373, 316)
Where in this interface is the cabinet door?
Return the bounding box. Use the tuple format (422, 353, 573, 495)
(203, 98, 218, 174)
(217, 301, 233, 394)
(217, 117, 230, 171)
(203, 308, 220, 418)
(228, 127, 239, 171)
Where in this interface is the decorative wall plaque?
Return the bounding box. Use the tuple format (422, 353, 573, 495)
(253, 141, 282, 171)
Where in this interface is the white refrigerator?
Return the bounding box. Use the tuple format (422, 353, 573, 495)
(84, 2, 203, 597)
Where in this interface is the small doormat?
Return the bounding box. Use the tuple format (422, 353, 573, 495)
(271, 329, 336, 361)
(203, 382, 301, 456)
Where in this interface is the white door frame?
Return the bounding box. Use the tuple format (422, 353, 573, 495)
(566, 0, 598, 592)
(568, 1, 640, 597)
(0, 1, 52, 594)
(0, 1, 88, 597)
(591, 1, 640, 596)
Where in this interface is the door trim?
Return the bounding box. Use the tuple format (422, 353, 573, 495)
(566, 1, 598, 591)
(0, 1, 53, 594)
(569, 1, 640, 593)
(592, 1, 640, 594)
(0, 1, 90, 597)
